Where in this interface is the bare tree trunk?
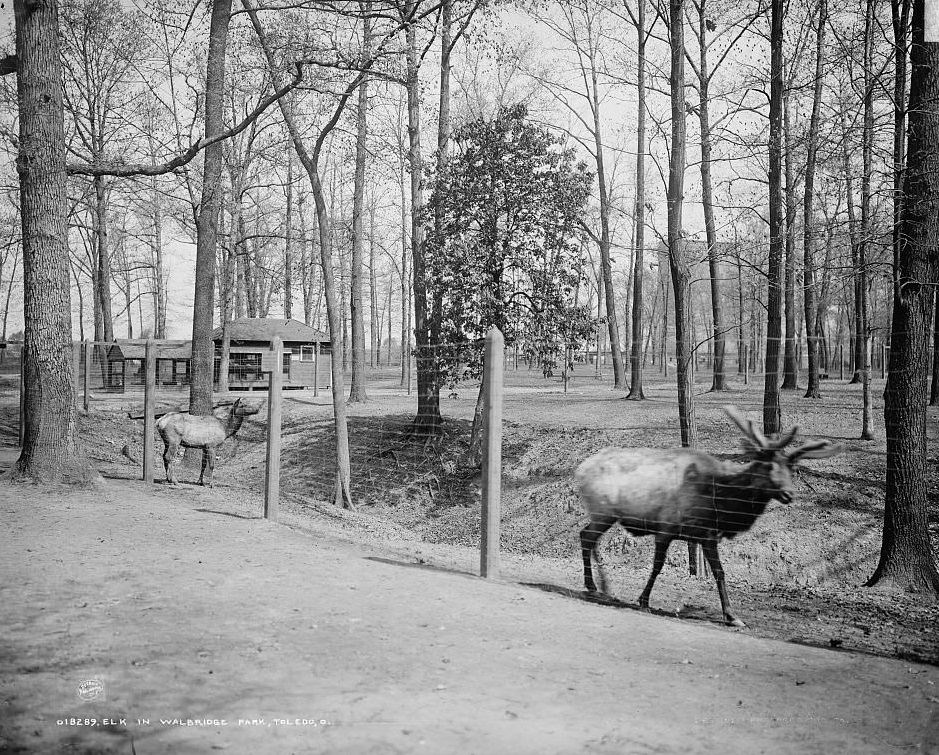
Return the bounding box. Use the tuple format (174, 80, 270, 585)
(348, 5, 370, 403)
(803, 0, 826, 399)
(284, 155, 293, 320)
(695, 0, 726, 393)
(668, 0, 696, 447)
(189, 0, 232, 416)
(406, 4, 441, 434)
(627, 0, 648, 403)
(867, 0, 939, 594)
(369, 196, 379, 368)
(764, 0, 785, 434)
(245, 0, 356, 506)
(13, 0, 86, 481)
(586, 32, 626, 390)
(859, 0, 875, 440)
(782, 94, 799, 389)
(892, 0, 912, 298)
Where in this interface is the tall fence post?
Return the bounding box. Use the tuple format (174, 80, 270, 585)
(480, 327, 504, 579)
(743, 344, 749, 386)
(83, 339, 91, 413)
(18, 345, 25, 446)
(143, 339, 156, 483)
(219, 322, 230, 393)
(313, 341, 319, 397)
(265, 336, 284, 521)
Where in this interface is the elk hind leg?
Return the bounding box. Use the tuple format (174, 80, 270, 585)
(579, 515, 616, 594)
(199, 447, 217, 487)
(163, 441, 180, 484)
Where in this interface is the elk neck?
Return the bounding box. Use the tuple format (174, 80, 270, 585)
(223, 408, 245, 439)
(709, 465, 774, 534)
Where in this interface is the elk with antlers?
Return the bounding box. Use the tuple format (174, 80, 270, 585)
(576, 406, 841, 627)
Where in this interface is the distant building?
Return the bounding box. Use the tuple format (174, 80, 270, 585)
(212, 317, 332, 390)
(106, 341, 192, 390)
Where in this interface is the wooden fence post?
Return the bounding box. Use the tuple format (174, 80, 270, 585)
(143, 339, 156, 483)
(83, 339, 91, 413)
(265, 337, 284, 521)
(219, 322, 230, 393)
(480, 327, 504, 579)
(839, 342, 845, 381)
(743, 344, 749, 386)
(313, 341, 319, 397)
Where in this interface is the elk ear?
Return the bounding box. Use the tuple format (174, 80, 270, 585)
(789, 440, 843, 462)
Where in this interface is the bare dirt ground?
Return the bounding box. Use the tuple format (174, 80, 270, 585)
(1, 365, 938, 753)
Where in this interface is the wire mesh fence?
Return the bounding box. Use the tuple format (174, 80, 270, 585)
(6, 330, 935, 611)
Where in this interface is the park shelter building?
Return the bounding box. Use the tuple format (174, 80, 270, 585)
(105, 341, 192, 390)
(212, 317, 331, 390)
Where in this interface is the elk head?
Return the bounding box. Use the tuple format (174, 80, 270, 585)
(723, 406, 842, 504)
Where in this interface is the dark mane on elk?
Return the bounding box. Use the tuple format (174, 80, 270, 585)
(576, 406, 842, 627)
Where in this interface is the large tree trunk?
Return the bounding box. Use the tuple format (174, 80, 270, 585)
(763, 0, 785, 434)
(406, 5, 441, 435)
(348, 7, 370, 404)
(189, 0, 232, 415)
(668, 0, 696, 447)
(627, 0, 647, 400)
(867, 0, 939, 595)
(13, 0, 87, 481)
(930, 288, 939, 405)
(802, 0, 827, 399)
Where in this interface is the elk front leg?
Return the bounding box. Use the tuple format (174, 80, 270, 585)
(701, 539, 745, 627)
(199, 447, 217, 487)
(638, 537, 671, 611)
(579, 515, 616, 594)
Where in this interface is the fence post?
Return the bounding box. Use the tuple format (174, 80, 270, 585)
(83, 339, 91, 413)
(72, 342, 81, 405)
(743, 344, 749, 386)
(143, 339, 156, 483)
(313, 341, 319, 397)
(480, 327, 504, 579)
(219, 322, 230, 393)
(18, 345, 25, 446)
(839, 342, 845, 381)
(265, 337, 284, 521)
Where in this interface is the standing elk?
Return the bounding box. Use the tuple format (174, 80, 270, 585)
(156, 398, 260, 487)
(576, 406, 842, 627)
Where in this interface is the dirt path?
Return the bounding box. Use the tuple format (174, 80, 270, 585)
(1, 478, 937, 754)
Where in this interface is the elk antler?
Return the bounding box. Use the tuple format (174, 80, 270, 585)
(723, 405, 769, 452)
(788, 440, 843, 462)
(769, 425, 799, 450)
